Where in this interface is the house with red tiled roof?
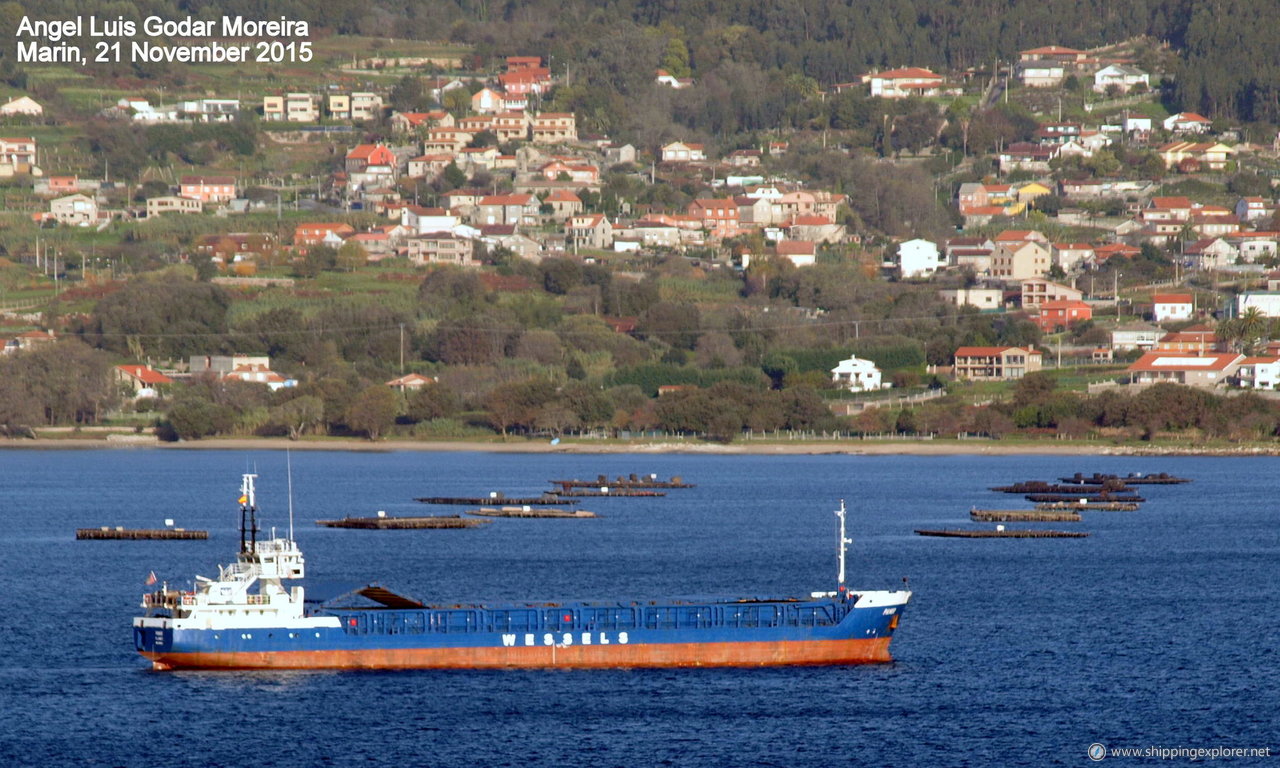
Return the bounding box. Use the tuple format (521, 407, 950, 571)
(1159, 141, 1234, 172)
(1019, 45, 1086, 63)
(1153, 293, 1194, 323)
(1126, 352, 1242, 387)
(1156, 325, 1220, 353)
(345, 144, 397, 174)
(1051, 242, 1094, 271)
(1234, 356, 1280, 389)
(294, 222, 355, 247)
(507, 56, 542, 71)
(786, 215, 845, 244)
(390, 111, 453, 134)
(990, 239, 1052, 282)
(688, 198, 740, 237)
(656, 69, 694, 89)
(953, 346, 1043, 380)
(1092, 243, 1141, 264)
(475, 193, 539, 226)
(225, 363, 290, 390)
(471, 87, 503, 114)
(13, 329, 55, 350)
(404, 233, 475, 267)
(542, 189, 583, 219)
(179, 175, 236, 203)
(499, 69, 552, 96)
(726, 149, 762, 168)
(115, 364, 173, 399)
(531, 113, 577, 144)
(661, 142, 705, 163)
(1035, 299, 1092, 332)
(491, 111, 530, 142)
(538, 160, 598, 185)
(1163, 112, 1212, 134)
(386, 373, 438, 391)
(567, 213, 613, 250)
(776, 240, 817, 267)
(408, 153, 454, 179)
(867, 67, 945, 98)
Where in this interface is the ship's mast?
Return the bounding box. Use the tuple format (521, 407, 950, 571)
(240, 473, 259, 554)
(835, 499, 852, 592)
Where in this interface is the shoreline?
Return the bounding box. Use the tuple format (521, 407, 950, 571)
(4, 436, 1278, 456)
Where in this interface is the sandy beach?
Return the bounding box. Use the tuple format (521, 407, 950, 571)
(5, 435, 1273, 456)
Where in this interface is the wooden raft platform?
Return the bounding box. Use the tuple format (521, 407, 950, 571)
(316, 515, 489, 529)
(1060, 472, 1191, 485)
(415, 495, 564, 506)
(1025, 493, 1144, 503)
(550, 474, 694, 490)
(916, 529, 1090, 539)
(991, 481, 1131, 494)
(466, 507, 597, 519)
(969, 509, 1082, 522)
(552, 489, 665, 498)
(1036, 501, 1140, 511)
(77, 527, 208, 540)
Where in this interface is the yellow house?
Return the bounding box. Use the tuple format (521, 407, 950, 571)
(1016, 181, 1053, 204)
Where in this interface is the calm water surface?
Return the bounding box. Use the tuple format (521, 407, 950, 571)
(1, 449, 1277, 767)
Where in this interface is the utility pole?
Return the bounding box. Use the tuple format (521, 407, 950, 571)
(399, 323, 405, 374)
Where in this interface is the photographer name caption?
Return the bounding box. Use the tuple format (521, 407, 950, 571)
(14, 15, 312, 65)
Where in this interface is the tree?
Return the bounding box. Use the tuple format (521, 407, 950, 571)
(295, 245, 337, 278)
(167, 397, 232, 440)
(270, 395, 325, 440)
(336, 242, 368, 272)
(389, 75, 430, 112)
(83, 274, 231, 360)
(484, 378, 558, 437)
(442, 161, 467, 189)
(405, 383, 460, 422)
(346, 385, 399, 441)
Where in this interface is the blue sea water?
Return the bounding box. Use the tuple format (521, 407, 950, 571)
(0, 448, 1277, 767)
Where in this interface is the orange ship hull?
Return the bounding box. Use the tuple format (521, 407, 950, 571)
(142, 637, 895, 670)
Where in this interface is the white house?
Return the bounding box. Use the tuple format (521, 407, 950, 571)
(0, 96, 42, 116)
(1018, 61, 1065, 87)
(830, 355, 885, 392)
(1092, 64, 1149, 93)
(896, 238, 942, 278)
(1111, 322, 1162, 351)
(1237, 292, 1280, 318)
(1152, 293, 1194, 323)
(1235, 357, 1280, 390)
(1163, 112, 1212, 134)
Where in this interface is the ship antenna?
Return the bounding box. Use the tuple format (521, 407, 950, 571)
(286, 447, 295, 543)
(835, 499, 852, 593)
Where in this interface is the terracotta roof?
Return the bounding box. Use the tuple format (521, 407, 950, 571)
(776, 240, 816, 255)
(117, 365, 173, 385)
(180, 175, 235, 185)
(874, 67, 942, 80)
(955, 346, 1038, 356)
(1127, 352, 1240, 372)
(1153, 294, 1193, 304)
(1022, 45, 1083, 55)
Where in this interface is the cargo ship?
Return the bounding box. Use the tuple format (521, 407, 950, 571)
(133, 474, 911, 670)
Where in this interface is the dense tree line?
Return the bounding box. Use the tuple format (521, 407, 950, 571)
(4, 0, 1272, 129)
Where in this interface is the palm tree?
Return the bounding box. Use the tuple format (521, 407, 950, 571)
(1238, 306, 1269, 354)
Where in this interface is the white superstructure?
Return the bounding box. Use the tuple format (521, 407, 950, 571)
(134, 473, 340, 634)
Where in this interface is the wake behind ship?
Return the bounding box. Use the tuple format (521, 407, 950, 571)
(134, 474, 911, 670)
